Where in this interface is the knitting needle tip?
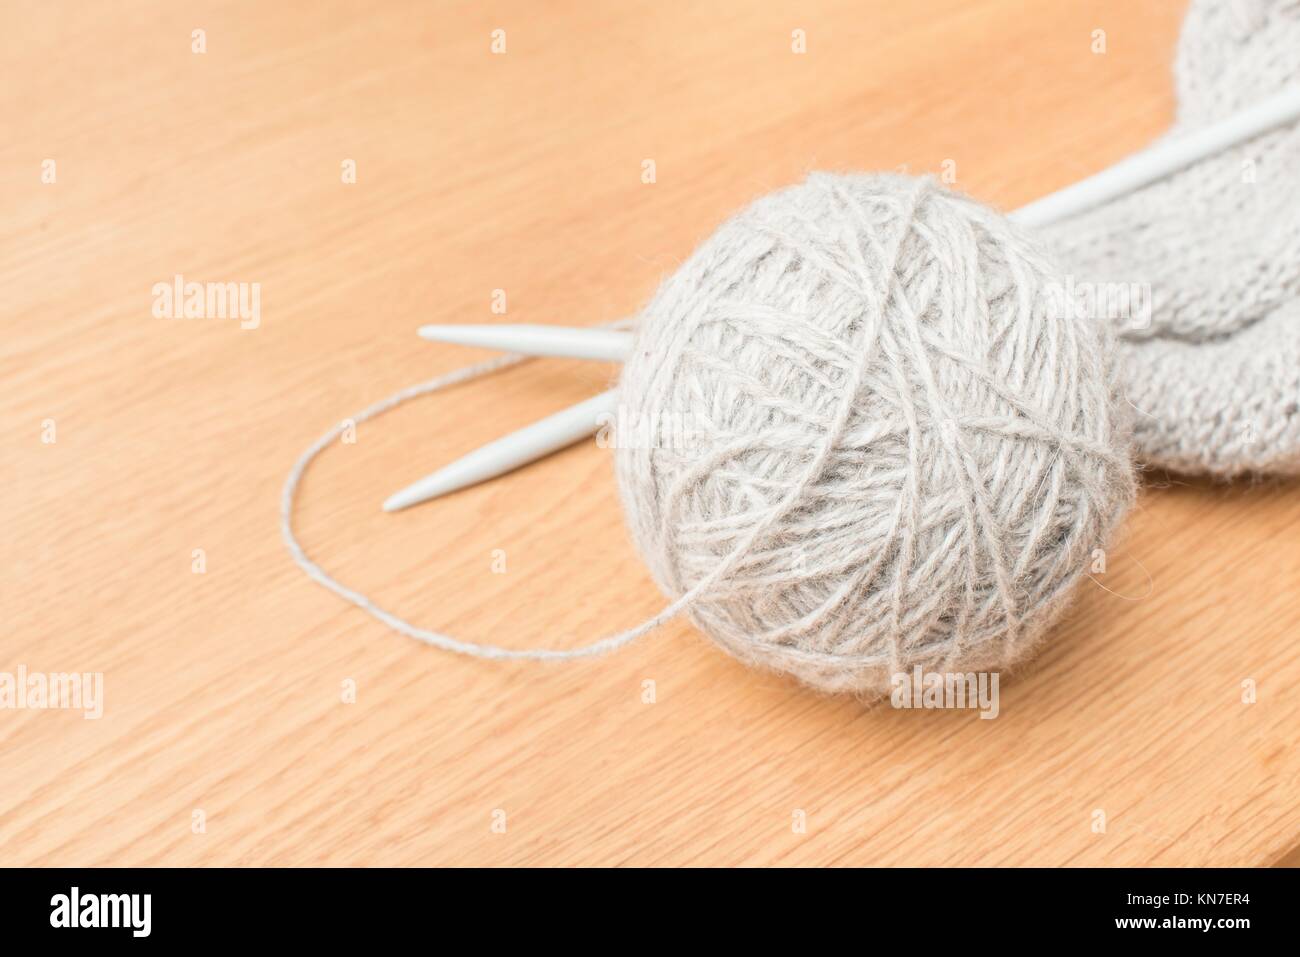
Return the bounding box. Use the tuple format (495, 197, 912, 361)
(381, 388, 621, 511)
(383, 466, 480, 512)
(382, 488, 426, 513)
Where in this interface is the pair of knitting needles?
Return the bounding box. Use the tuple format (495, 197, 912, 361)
(384, 85, 1300, 512)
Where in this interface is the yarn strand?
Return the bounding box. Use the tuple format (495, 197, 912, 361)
(280, 346, 948, 669)
(279, 322, 772, 662)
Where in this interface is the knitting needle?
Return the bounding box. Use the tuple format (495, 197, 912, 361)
(419, 323, 631, 361)
(1013, 83, 1300, 227)
(390, 84, 1300, 509)
(421, 324, 633, 364)
(382, 389, 619, 511)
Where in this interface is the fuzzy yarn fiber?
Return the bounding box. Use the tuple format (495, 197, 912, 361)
(615, 174, 1136, 694)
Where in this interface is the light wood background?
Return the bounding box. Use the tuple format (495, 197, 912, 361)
(3, 0, 1297, 867)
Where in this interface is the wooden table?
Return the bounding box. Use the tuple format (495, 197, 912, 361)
(3, 0, 1297, 866)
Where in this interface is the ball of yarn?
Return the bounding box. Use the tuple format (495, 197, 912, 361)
(615, 173, 1135, 695)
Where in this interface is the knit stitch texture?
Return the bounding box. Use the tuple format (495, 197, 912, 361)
(1042, 0, 1300, 476)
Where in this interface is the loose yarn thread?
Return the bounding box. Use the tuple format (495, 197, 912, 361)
(281, 334, 659, 661)
(280, 350, 891, 668)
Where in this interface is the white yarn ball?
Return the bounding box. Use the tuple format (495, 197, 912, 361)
(615, 173, 1135, 695)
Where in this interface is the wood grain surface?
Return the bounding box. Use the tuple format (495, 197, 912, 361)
(2, 0, 1297, 867)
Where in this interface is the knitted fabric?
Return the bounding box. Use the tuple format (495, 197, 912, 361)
(615, 173, 1136, 694)
(1042, 0, 1300, 476)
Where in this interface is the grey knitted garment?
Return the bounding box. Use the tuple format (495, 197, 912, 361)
(616, 174, 1135, 695)
(1042, 0, 1300, 476)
